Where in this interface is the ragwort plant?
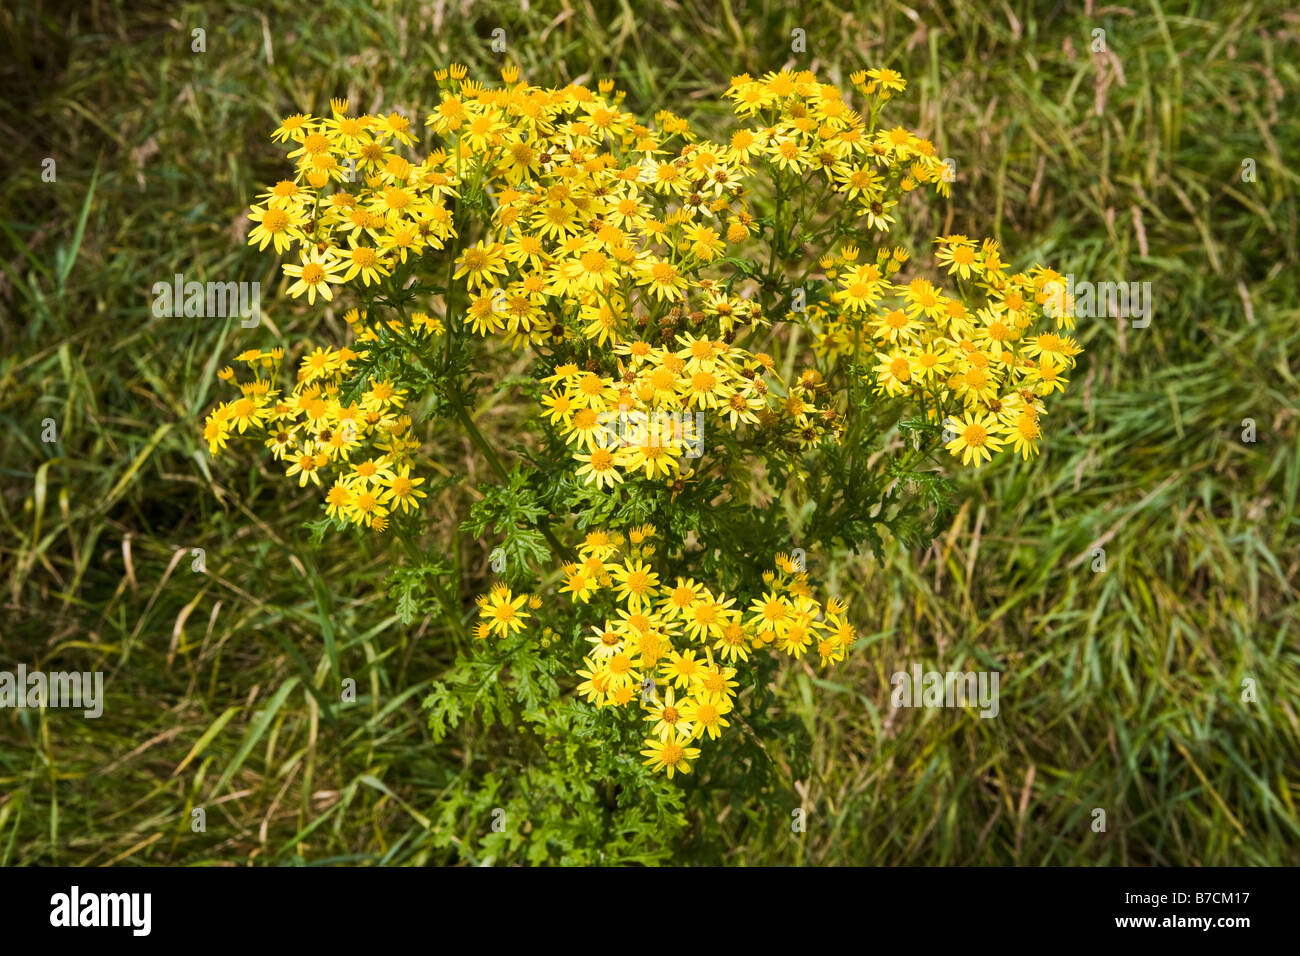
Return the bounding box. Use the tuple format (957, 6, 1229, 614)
(206, 64, 1083, 861)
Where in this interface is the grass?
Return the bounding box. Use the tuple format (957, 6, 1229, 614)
(1, 0, 1297, 865)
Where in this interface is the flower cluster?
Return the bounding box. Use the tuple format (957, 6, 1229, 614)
(246, 97, 458, 304)
(203, 323, 426, 531)
(223, 65, 1080, 499)
(811, 237, 1083, 466)
(225, 63, 995, 488)
(477, 525, 853, 778)
(544, 335, 835, 489)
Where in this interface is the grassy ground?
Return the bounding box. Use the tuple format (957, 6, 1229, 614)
(1, 0, 1297, 864)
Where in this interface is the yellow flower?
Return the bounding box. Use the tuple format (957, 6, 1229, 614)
(340, 236, 392, 286)
(362, 379, 406, 412)
(574, 445, 625, 490)
(204, 410, 232, 455)
(681, 694, 731, 741)
(872, 350, 914, 397)
(642, 685, 693, 741)
(347, 486, 391, 527)
(945, 411, 1006, 468)
(299, 346, 341, 382)
(576, 657, 611, 702)
(623, 429, 682, 480)
(282, 248, 345, 304)
(713, 619, 751, 663)
(866, 67, 907, 94)
(640, 732, 700, 778)
(748, 591, 792, 641)
(660, 648, 702, 689)
(383, 463, 427, 514)
(479, 584, 530, 638)
(324, 480, 353, 520)
(1008, 412, 1042, 460)
(636, 258, 687, 301)
(285, 451, 324, 487)
(453, 241, 509, 291)
(247, 203, 306, 254)
(611, 559, 660, 609)
(661, 577, 703, 621)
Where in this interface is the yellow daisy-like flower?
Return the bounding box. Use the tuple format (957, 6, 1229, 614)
(748, 591, 792, 641)
(285, 451, 326, 487)
(680, 693, 732, 741)
(282, 246, 345, 303)
(642, 685, 693, 741)
(574, 445, 625, 490)
(640, 731, 700, 779)
(1008, 411, 1042, 460)
(660, 648, 702, 689)
(348, 486, 391, 527)
(453, 241, 509, 291)
(611, 559, 660, 609)
(636, 258, 688, 301)
(247, 203, 307, 254)
(661, 577, 703, 621)
(578, 530, 620, 560)
(576, 657, 612, 701)
(478, 584, 531, 638)
(945, 411, 1006, 468)
(559, 564, 598, 604)
(872, 350, 914, 397)
(383, 463, 427, 514)
(340, 236, 392, 286)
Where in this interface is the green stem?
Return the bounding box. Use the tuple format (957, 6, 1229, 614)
(448, 389, 572, 564)
(388, 310, 573, 567)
